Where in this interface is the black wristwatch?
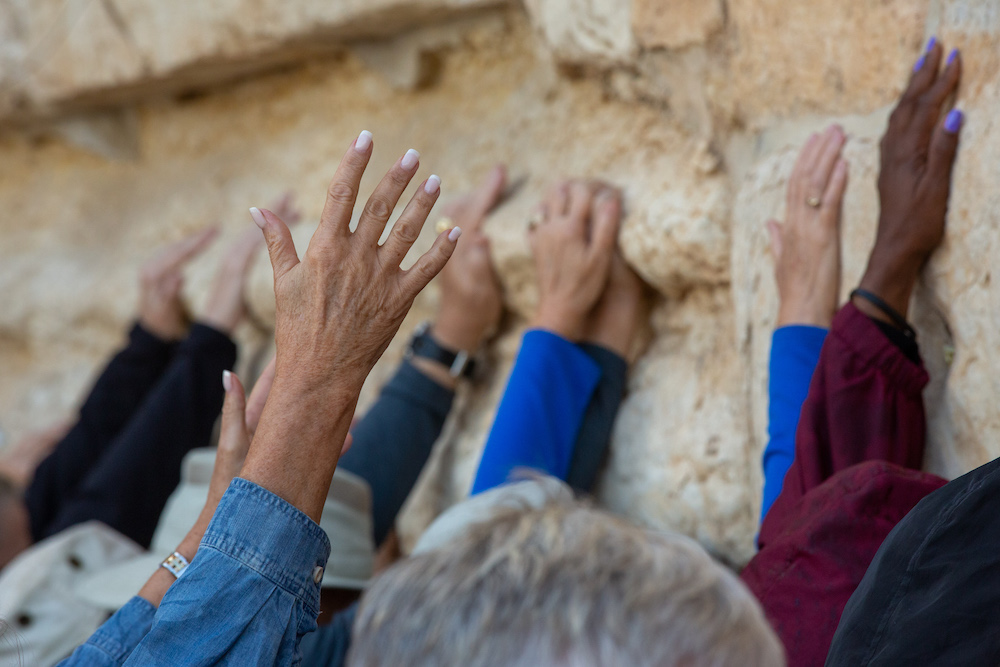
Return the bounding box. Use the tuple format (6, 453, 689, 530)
(405, 322, 476, 379)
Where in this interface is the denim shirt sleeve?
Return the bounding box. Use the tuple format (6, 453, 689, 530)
(760, 325, 827, 523)
(58, 597, 157, 666)
(471, 330, 602, 495)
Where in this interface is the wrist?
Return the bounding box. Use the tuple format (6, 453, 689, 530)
(531, 305, 585, 341)
(431, 312, 486, 352)
(858, 251, 921, 319)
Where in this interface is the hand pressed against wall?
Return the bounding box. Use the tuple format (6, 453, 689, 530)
(529, 181, 621, 341)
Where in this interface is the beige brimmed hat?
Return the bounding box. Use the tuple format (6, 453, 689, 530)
(413, 474, 574, 555)
(76, 448, 376, 611)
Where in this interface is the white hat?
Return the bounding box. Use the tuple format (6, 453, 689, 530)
(413, 475, 574, 555)
(0, 522, 143, 666)
(76, 449, 376, 611)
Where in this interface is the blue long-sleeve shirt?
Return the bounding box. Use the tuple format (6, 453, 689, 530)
(760, 325, 827, 523)
(470, 330, 602, 495)
(58, 478, 330, 666)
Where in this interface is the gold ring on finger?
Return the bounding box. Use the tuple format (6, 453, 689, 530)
(807, 196, 822, 209)
(435, 217, 454, 235)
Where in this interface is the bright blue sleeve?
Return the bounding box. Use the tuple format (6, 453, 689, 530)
(471, 330, 601, 495)
(760, 325, 828, 523)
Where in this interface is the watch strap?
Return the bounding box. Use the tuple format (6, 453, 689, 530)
(160, 551, 190, 579)
(407, 325, 476, 378)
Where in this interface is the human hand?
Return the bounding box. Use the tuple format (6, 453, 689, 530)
(860, 40, 963, 317)
(252, 134, 460, 398)
(431, 164, 506, 353)
(529, 181, 621, 341)
(580, 248, 648, 359)
(138, 227, 218, 341)
(768, 125, 849, 328)
(201, 193, 302, 334)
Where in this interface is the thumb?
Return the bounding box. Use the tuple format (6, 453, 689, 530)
(219, 371, 250, 460)
(766, 219, 784, 260)
(250, 207, 300, 281)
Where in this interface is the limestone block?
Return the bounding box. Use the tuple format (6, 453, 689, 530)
(1, 0, 509, 123)
(726, 0, 928, 125)
(522, 0, 637, 66)
(632, 0, 724, 50)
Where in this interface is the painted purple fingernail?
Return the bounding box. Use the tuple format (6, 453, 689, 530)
(914, 55, 926, 72)
(945, 109, 964, 134)
(927, 36, 937, 52)
(947, 48, 959, 66)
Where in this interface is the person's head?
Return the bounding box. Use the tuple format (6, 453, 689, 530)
(0, 475, 31, 570)
(349, 496, 784, 667)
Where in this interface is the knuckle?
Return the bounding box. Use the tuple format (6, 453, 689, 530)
(391, 219, 419, 244)
(364, 196, 393, 221)
(326, 181, 357, 207)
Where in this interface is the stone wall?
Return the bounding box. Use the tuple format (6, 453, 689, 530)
(1, 0, 994, 565)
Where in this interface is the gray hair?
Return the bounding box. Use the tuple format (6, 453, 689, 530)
(348, 498, 784, 667)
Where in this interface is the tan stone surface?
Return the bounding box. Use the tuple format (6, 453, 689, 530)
(632, 0, 724, 50)
(0, 0, 507, 122)
(522, 0, 637, 66)
(726, 0, 928, 126)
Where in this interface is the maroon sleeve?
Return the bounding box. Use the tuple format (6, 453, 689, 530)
(743, 303, 946, 666)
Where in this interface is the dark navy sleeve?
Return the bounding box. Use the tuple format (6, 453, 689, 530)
(471, 330, 601, 495)
(760, 325, 827, 523)
(338, 361, 454, 546)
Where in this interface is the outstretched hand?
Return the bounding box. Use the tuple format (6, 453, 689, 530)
(241, 131, 460, 520)
(769, 125, 849, 328)
(139, 227, 218, 341)
(859, 39, 963, 318)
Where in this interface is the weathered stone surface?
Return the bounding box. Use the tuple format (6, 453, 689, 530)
(726, 0, 928, 126)
(522, 0, 637, 66)
(0, 0, 507, 123)
(632, 0, 724, 50)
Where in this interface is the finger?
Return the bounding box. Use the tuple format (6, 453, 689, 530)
(914, 49, 962, 149)
(901, 38, 943, 106)
(356, 148, 421, 247)
(250, 207, 300, 281)
(808, 126, 846, 202)
(544, 182, 569, 220)
(219, 371, 249, 458)
(590, 188, 622, 252)
(468, 164, 508, 224)
(565, 181, 596, 233)
(788, 133, 821, 206)
(766, 220, 784, 260)
(316, 130, 374, 241)
(245, 356, 276, 437)
(925, 109, 963, 192)
(154, 226, 219, 273)
(401, 227, 461, 296)
(820, 160, 850, 228)
(381, 175, 442, 268)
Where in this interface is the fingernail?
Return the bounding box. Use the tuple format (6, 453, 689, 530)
(448, 226, 462, 242)
(249, 207, 266, 229)
(401, 149, 420, 170)
(424, 174, 441, 194)
(914, 55, 926, 72)
(927, 36, 937, 52)
(947, 48, 959, 66)
(945, 109, 964, 134)
(355, 130, 373, 153)
(223, 370, 233, 392)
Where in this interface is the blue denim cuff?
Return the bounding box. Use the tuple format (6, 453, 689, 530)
(85, 596, 156, 661)
(200, 478, 332, 617)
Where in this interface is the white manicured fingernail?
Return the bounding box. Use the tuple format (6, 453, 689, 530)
(425, 175, 441, 194)
(401, 149, 420, 170)
(249, 207, 266, 229)
(355, 130, 373, 152)
(223, 370, 233, 392)
(448, 226, 462, 242)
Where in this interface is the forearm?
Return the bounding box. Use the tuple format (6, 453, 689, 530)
(240, 372, 358, 522)
(338, 360, 454, 544)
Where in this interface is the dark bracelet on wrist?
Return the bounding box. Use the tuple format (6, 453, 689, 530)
(850, 288, 917, 340)
(405, 322, 476, 379)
